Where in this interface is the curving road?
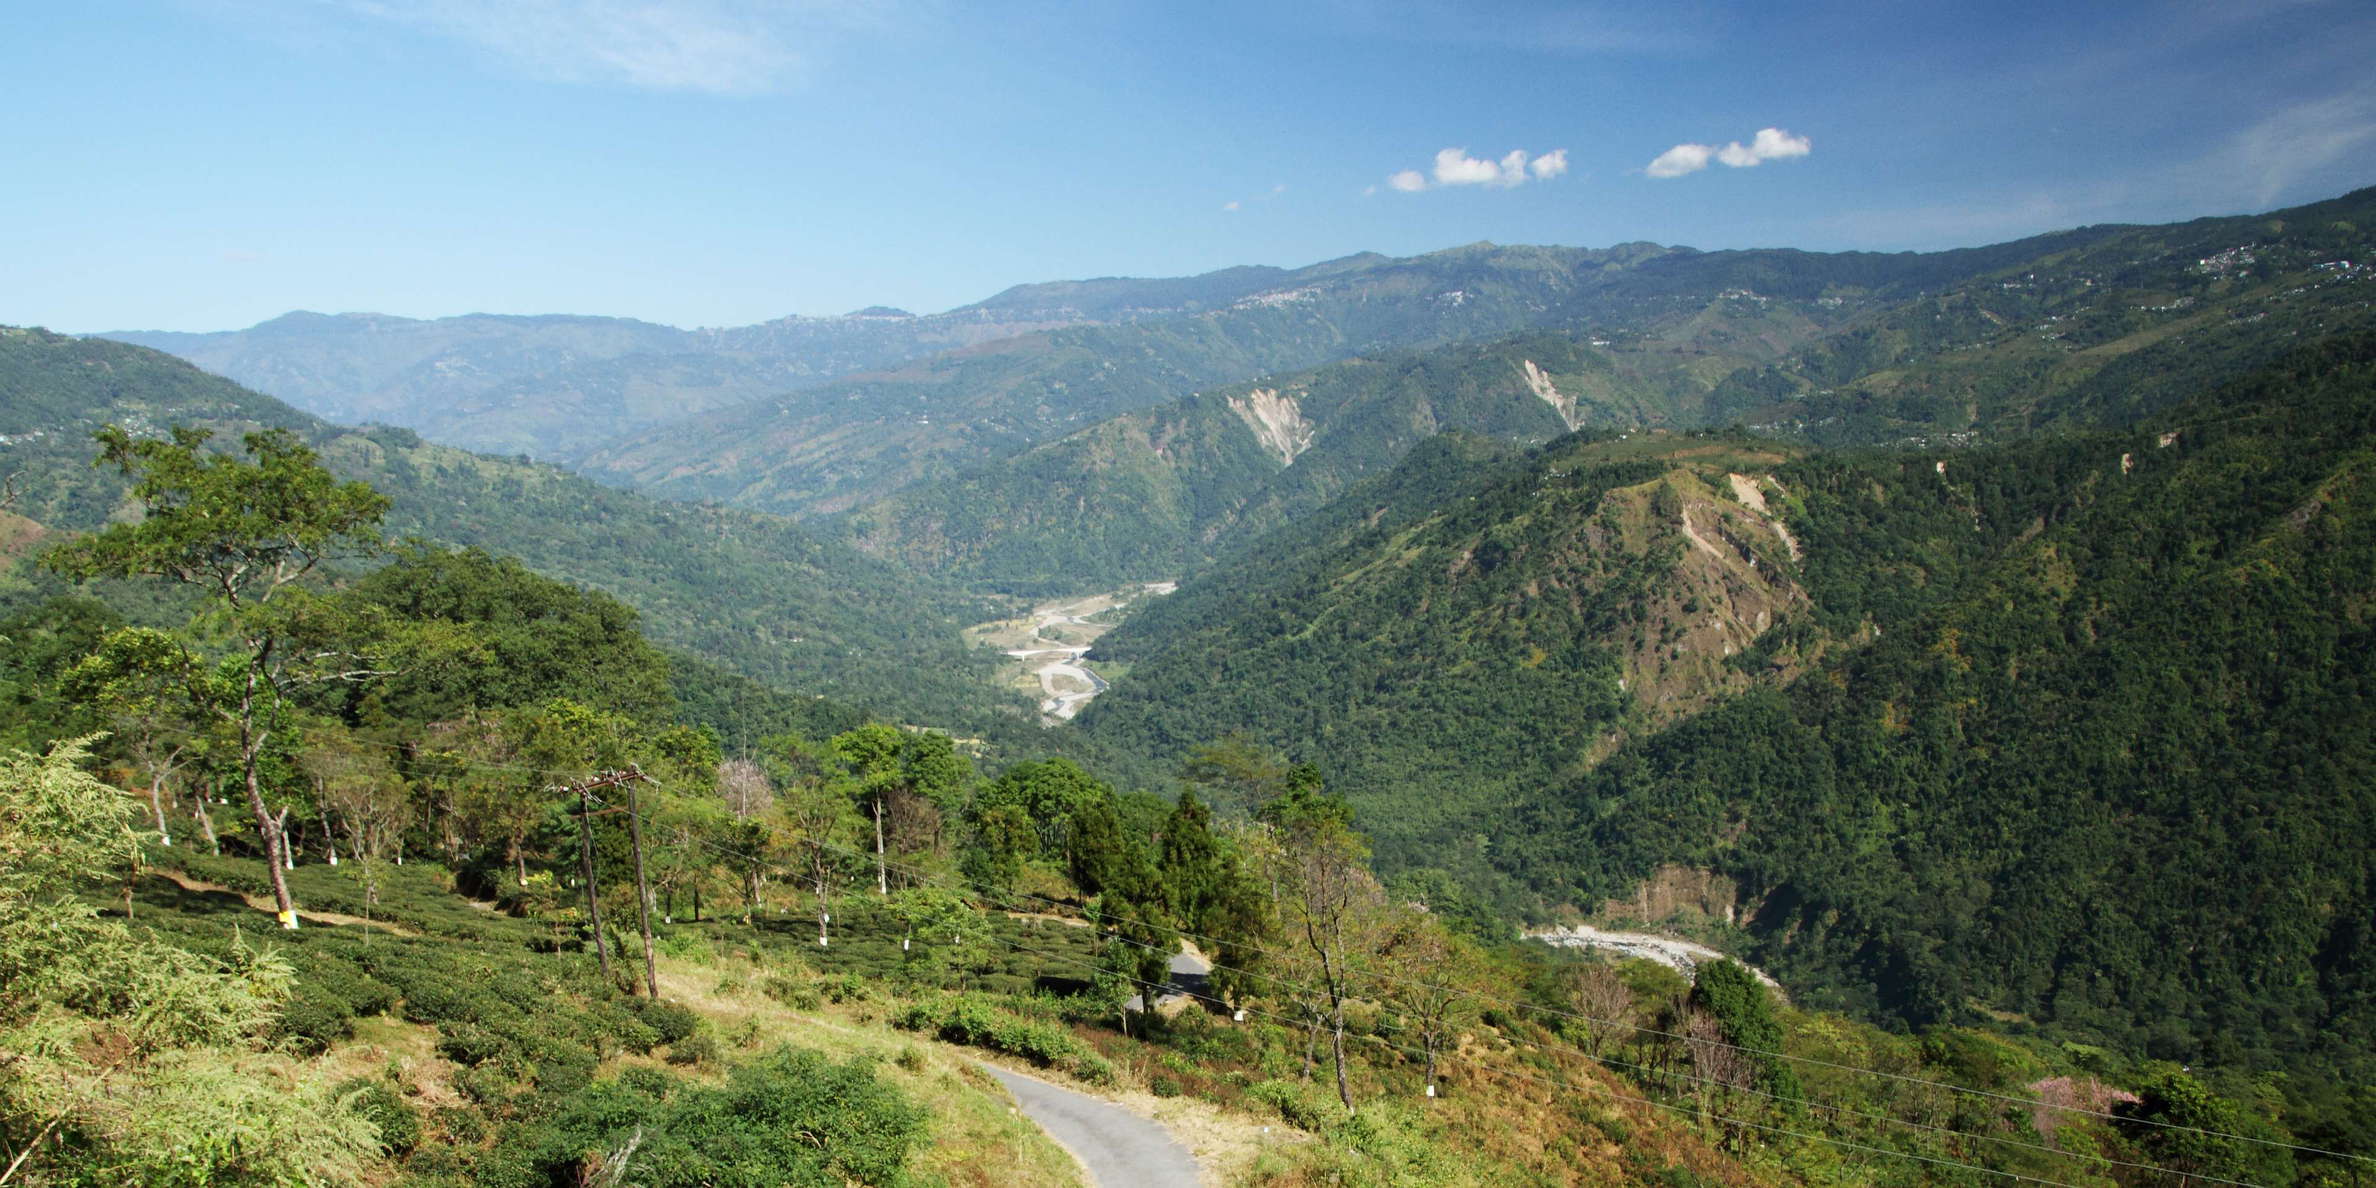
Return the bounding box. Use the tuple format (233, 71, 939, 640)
(982, 1064, 1202, 1188)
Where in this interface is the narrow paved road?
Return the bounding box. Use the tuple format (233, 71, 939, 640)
(982, 1064, 1202, 1188)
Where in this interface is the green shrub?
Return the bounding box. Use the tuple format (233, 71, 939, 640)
(338, 1077, 422, 1155)
(1150, 1075, 1182, 1098)
(762, 973, 822, 1010)
(277, 995, 358, 1053)
(891, 993, 1113, 1084)
(496, 1048, 928, 1187)
(1247, 1079, 1340, 1132)
(633, 998, 700, 1045)
(666, 1031, 720, 1066)
(436, 1022, 505, 1067)
(588, 1000, 662, 1054)
(457, 1059, 528, 1105)
(430, 1105, 485, 1144)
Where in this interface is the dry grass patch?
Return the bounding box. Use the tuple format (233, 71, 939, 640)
(650, 952, 1083, 1188)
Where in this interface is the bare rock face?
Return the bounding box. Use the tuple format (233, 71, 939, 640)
(1228, 386, 1315, 465)
(1522, 358, 1582, 430)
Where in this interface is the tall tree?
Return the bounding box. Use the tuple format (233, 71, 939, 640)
(779, 773, 863, 945)
(61, 627, 209, 847)
(830, 724, 905, 896)
(1382, 912, 1485, 1099)
(1265, 783, 1383, 1113)
(46, 426, 389, 928)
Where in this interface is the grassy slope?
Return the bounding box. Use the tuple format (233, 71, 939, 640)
(127, 851, 1768, 1188)
(119, 855, 1087, 1187)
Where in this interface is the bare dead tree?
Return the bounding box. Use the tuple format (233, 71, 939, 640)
(1564, 963, 1637, 1060)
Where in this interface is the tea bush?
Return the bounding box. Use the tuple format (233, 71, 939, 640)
(892, 993, 1115, 1084)
(479, 1047, 929, 1188)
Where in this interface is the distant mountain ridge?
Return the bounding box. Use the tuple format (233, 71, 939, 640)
(90, 261, 1324, 459)
(574, 234, 2124, 518)
(829, 188, 2376, 593)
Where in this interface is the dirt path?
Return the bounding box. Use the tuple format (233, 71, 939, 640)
(148, 868, 419, 935)
(982, 1064, 1203, 1188)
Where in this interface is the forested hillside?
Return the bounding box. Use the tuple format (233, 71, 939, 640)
(1079, 326, 2376, 1123)
(834, 318, 1805, 594)
(0, 327, 1019, 735)
(1511, 332, 2376, 1089)
(1079, 428, 1816, 876)
(1725, 185, 2376, 445)
(830, 190, 2376, 598)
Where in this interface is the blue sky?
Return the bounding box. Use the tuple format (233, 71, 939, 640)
(6, 0, 2374, 331)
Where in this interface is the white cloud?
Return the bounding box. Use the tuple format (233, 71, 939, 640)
(328, 0, 878, 94)
(1433, 147, 1510, 186)
(1387, 147, 1568, 193)
(1648, 127, 1811, 178)
(1222, 200, 1241, 212)
(1645, 142, 1714, 178)
(2215, 88, 2376, 206)
(1747, 126, 1812, 161)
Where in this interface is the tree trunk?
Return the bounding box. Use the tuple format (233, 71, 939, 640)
(873, 797, 888, 896)
(192, 787, 219, 853)
(238, 674, 299, 928)
(627, 781, 658, 998)
(578, 789, 611, 979)
(814, 866, 831, 945)
(143, 764, 172, 846)
(1301, 1012, 1321, 1080)
(1330, 1011, 1353, 1112)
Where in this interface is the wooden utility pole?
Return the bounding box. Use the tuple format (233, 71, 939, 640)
(625, 765, 658, 999)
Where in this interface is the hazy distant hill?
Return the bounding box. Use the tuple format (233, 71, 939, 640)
(92, 264, 1307, 460)
(0, 326, 1019, 733)
(577, 236, 2110, 519)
